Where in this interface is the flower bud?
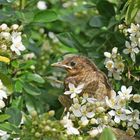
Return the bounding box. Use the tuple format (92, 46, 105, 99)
(133, 94, 140, 103)
(112, 47, 118, 54)
(90, 118, 97, 124)
(35, 132, 41, 138)
(122, 122, 126, 127)
(48, 110, 55, 117)
(11, 24, 19, 30)
(104, 52, 111, 58)
(31, 110, 37, 117)
(44, 126, 51, 132)
(0, 23, 8, 30)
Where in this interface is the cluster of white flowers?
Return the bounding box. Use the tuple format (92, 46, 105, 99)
(0, 23, 25, 55)
(0, 80, 8, 110)
(61, 83, 140, 137)
(123, 23, 140, 62)
(104, 47, 125, 80)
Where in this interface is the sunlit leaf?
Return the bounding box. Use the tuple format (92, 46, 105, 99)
(0, 114, 10, 122)
(0, 72, 13, 93)
(26, 73, 45, 84)
(33, 10, 57, 22)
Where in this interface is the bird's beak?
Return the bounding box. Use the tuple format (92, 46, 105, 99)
(51, 62, 72, 69)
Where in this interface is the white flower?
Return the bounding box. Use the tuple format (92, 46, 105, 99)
(108, 109, 127, 124)
(64, 83, 84, 98)
(0, 32, 11, 41)
(128, 118, 140, 129)
(81, 93, 96, 104)
(11, 24, 19, 30)
(115, 61, 124, 72)
(37, 1, 47, 10)
(104, 52, 111, 58)
(10, 32, 25, 55)
(123, 41, 139, 62)
(88, 126, 104, 138)
(61, 112, 73, 128)
(105, 60, 114, 71)
(0, 23, 8, 30)
(71, 104, 95, 126)
(112, 47, 118, 54)
(0, 90, 7, 100)
(0, 100, 5, 109)
(66, 126, 79, 135)
(127, 23, 140, 36)
(0, 80, 8, 100)
(118, 85, 133, 100)
(0, 130, 10, 140)
(105, 90, 118, 109)
(127, 109, 140, 130)
(61, 112, 79, 135)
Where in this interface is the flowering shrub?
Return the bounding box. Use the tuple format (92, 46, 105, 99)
(61, 84, 140, 138)
(0, 0, 140, 140)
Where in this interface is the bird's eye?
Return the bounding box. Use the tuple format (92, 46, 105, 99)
(70, 61, 76, 67)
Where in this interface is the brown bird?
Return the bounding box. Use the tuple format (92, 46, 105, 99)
(52, 55, 140, 140)
(51, 55, 112, 108)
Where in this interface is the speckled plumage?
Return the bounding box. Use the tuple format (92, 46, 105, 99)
(52, 56, 112, 108)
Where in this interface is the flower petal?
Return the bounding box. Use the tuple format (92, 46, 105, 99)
(127, 86, 132, 94)
(114, 116, 120, 123)
(73, 109, 82, 117)
(64, 91, 72, 95)
(68, 83, 75, 90)
(86, 112, 95, 118)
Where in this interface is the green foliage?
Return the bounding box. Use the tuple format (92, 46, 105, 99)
(99, 128, 117, 140)
(0, 0, 140, 139)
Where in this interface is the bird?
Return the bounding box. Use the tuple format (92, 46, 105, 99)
(51, 55, 112, 108)
(51, 56, 140, 140)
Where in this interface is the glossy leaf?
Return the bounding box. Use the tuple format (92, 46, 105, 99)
(26, 73, 45, 84)
(33, 10, 58, 23)
(0, 114, 10, 122)
(23, 83, 41, 96)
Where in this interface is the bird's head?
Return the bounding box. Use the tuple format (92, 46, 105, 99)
(51, 56, 98, 76)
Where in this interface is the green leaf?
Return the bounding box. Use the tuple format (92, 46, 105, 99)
(0, 72, 13, 93)
(23, 83, 41, 96)
(57, 32, 86, 53)
(89, 16, 105, 27)
(97, 0, 115, 19)
(5, 107, 22, 126)
(26, 73, 45, 84)
(15, 80, 23, 93)
(0, 122, 19, 133)
(125, 0, 140, 24)
(33, 10, 57, 23)
(99, 128, 117, 140)
(15, 11, 34, 24)
(0, 114, 10, 122)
